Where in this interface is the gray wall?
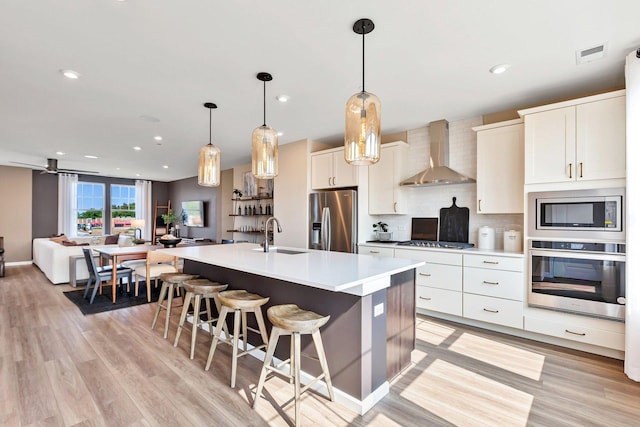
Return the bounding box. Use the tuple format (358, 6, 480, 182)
(168, 176, 219, 241)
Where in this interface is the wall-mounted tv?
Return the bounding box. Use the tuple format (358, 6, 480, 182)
(181, 200, 204, 227)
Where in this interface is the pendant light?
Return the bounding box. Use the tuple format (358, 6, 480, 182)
(252, 72, 278, 179)
(345, 18, 381, 166)
(198, 102, 221, 187)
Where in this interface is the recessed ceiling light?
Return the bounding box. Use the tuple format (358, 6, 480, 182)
(277, 131, 284, 136)
(56, 151, 65, 155)
(116, 167, 121, 170)
(60, 69, 80, 79)
(489, 64, 510, 74)
(154, 135, 163, 141)
(84, 155, 98, 159)
(276, 95, 290, 103)
(133, 146, 142, 151)
(136, 173, 140, 177)
(162, 165, 169, 169)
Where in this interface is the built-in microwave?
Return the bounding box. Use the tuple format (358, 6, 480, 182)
(528, 188, 624, 241)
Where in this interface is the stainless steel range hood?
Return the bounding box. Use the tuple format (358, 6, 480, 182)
(401, 119, 475, 187)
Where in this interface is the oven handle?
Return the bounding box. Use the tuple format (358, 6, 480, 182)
(529, 249, 626, 262)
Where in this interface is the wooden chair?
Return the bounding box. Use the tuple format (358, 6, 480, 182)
(133, 250, 179, 302)
(82, 248, 133, 304)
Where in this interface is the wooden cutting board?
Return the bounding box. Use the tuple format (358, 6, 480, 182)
(439, 197, 470, 243)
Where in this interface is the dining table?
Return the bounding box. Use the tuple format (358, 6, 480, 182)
(94, 244, 159, 303)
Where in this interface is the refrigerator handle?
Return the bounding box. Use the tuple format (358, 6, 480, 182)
(321, 207, 331, 251)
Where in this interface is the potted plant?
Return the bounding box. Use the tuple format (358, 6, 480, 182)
(233, 189, 243, 200)
(373, 221, 392, 241)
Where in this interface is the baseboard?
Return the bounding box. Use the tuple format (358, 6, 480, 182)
(6, 261, 34, 267)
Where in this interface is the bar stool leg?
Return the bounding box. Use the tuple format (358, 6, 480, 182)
(204, 297, 213, 332)
(253, 326, 282, 409)
(254, 306, 270, 345)
(173, 291, 193, 347)
(292, 332, 302, 427)
(151, 282, 168, 330)
(205, 305, 228, 371)
(163, 283, 175, 339)
(231, 309, 241, 388)
(190, 294, 202, 359)
(312, 329, 335, 401)
(241, 311, 248, 352)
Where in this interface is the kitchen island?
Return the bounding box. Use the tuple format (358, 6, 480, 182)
(160, 243, 424, 414)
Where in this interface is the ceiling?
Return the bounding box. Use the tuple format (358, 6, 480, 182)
(1, 1, 638, 182)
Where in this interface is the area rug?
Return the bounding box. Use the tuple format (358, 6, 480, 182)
(64, 284, 161, 315)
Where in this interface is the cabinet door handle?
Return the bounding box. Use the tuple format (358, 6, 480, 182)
(333, 176, 336, 186)
(328, 177, 332, 186)
(419, 272, 432, 277)
(568, 163, 573, 179)
(478, 199, 481, 212)
(483, 308, 499, 313)
(369, 250, 380, 254)
(482, 260, 499, 265)
(483, 280, 499, 285)
(565, 329, 586, 336)
(419, 296, 432, 301)
(579, 162, 583, 178)
(393, 202, 398, 212)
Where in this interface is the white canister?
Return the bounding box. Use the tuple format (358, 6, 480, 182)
(503, 230, 522, 252)
(478, 226, 495, 250)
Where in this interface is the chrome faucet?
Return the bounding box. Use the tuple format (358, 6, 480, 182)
(263, 216, 282, 252)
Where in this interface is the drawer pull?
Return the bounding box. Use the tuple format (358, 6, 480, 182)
(419, 273, 432, 277)
(483, 261, 499, 265)
(565, 329, 586, 336)
(483, 308, 499, 313)
(419, 296, 432, 301)
(369, 251, 380, 254)
(483, 280, 499, 285)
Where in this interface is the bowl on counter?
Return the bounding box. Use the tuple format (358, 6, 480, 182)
(159, 238, 182, 248)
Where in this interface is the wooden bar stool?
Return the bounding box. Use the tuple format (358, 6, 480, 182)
(205, 289, 269, 388)
(151, 272, 198, 339)
(174, 279, 229, 359)
(253, 304, 335, 427)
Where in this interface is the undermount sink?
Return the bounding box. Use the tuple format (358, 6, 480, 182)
(252, 247, 307, 255)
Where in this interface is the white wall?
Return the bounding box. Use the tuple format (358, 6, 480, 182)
(369, 117, 524, 247)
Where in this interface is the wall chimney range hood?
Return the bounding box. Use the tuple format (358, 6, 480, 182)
(401, 119, 475, 187)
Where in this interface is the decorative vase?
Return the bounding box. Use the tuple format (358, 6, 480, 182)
(377, 231, 393, 241)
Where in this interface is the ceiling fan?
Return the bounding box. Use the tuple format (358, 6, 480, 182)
(10, 158, 99, 174)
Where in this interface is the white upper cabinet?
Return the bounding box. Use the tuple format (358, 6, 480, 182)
(473, 119, 524, 214)
(519, 90, 626, 185)
(310, 147, 357, 190)
(368, 141, 409, 215)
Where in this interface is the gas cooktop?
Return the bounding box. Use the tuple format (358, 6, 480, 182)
(397, 240, 474, 249)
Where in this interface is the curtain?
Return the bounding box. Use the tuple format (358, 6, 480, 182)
(135, 180, 153, 241)
(57, 173, 78, 236)
(625, 49, 640, 381)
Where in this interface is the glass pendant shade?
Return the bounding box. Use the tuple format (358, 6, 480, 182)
(198, 143, 221, 186)
(252, 124, 278, 179)
(345, 90, 381, 165)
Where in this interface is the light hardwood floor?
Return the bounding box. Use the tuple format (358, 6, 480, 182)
(1, 265, 639, 426)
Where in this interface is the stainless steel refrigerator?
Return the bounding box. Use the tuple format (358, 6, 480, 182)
(309, 189, 357, 253)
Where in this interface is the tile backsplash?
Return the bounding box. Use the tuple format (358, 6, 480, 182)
(375, 116, 524, 248)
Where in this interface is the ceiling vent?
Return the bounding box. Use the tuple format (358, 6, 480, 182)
(576, 43, 607, 65)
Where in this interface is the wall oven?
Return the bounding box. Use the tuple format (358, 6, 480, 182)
(528, 188, 624, 241)
(529, 240, 626, 320)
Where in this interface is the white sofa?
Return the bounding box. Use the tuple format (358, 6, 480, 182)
(33, 235, 133, 285)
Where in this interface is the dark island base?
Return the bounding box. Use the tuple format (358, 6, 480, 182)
(184, 260, 415, 403)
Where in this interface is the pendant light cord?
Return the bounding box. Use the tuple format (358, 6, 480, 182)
(208, 106, 212, 146)
(263, 80, 267, 126)
(362, 27, 366, 92)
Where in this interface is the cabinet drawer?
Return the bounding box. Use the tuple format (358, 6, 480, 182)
(463, 267, 524, 301)
(416, 286, 462, 316)
(417, 263, 462, 291)
(395, 248, 463, 266)
(463, 254, 523, 272)
(359, 246, 394, 257)
(463, 294, 523, 329)
(524, 316, 624, 351)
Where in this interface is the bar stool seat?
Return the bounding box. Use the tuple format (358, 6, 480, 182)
(174, 279, 229, 359)
(205, 290, 269, 388)
(253, 304, 335, 427)
(151, 272, 198, 339)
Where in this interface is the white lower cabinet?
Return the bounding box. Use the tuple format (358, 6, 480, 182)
(417, 286, 462, 316)
(463, 294, 523, 329)
(357, 244, 394, 257)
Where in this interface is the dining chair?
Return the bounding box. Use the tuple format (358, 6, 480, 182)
(134, 250, 179, 302)
(82, 248, 133, 304)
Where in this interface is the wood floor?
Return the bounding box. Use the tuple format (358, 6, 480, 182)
(2, 265, 640, 426)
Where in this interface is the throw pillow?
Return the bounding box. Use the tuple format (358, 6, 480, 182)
(90, 236, 106, 245)
(50, 234, 68, 244)
(61, 240, 78, 246)
(105, 234, 119, 245)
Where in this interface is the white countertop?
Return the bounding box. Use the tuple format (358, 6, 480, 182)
(159, 243, 424, 296)
(358, 241, 525, 258)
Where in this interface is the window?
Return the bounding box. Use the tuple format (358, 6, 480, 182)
(111, 184, 136, 236)
(77, 182, 105, 236)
